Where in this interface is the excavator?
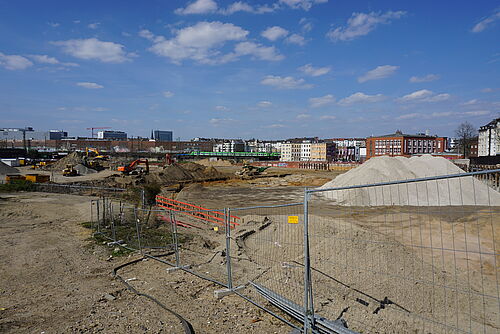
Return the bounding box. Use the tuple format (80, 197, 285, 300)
(85, 147, 108, 160)
(235, 164, 270, 179)
(117, 159, 149, 175)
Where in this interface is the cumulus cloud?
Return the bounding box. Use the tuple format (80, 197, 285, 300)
(215, 105, 229, 111)
(48, 22, 60, 27)
(146, 22, 282, 64)
(220, 2, 276, 15)
(209, 117, 235, 126)
(338, 92, 384, 105)
(298, 63, 331, 76)
(309, 94, 335, 108)
(175, 0, 218, 15)
(286, 34, 306, 45)
(358, 65, 398, 83)
(296, 113, 311, 119)
(299, 18, 313, 32)
(0, 52, 33, 70)
(398, 89, 450, 103)
(320, 115, 336, 120)
(472, 10, 500, 33)
(261, 75, 312, 89)
(279, 0, 328, 11)
(327, 11, 405, 41)
(396, 113, 419, 120)
(52, 38, 131, 63)
(76, 82, 104, 89)
(234, 42, 283, 61)
(28, 54, 78, 67)
(139, 29, 155, 41)
(409, 74, 440, 83)
(88, 22, 100, 29)
(163, 91, 174, 98)
(257, 101, 272, 108)
(261, 26, 289, 41)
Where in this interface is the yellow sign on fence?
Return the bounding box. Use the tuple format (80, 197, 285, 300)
(288, 216, 299, 224)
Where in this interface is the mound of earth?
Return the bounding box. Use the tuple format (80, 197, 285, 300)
(144, 162, 224, 185)
(48, 152, 86, 171)
(319, 155, 500, 206)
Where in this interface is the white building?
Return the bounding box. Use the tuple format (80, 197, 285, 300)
(280, 142, 310, 161)
(213, 140, 246, 152)
(478, 118, 500, 157)
(300, 142, 311, 161)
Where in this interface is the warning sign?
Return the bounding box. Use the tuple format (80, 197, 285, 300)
(288, 216, 299, 224)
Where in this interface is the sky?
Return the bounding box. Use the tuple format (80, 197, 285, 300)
(0, 0, 499, 140)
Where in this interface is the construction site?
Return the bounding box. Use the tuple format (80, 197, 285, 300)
(1, 153, 499, 334)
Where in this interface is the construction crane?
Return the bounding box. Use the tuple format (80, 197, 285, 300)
(86, 127, 111, 138)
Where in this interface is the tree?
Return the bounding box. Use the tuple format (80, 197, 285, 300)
(455, 122, 477, 158)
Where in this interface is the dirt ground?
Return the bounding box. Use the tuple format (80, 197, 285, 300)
(0, 192, 291, 334)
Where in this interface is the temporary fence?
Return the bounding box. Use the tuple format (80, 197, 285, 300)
(34, 183, 125, 196)
(87, 169, 500, 334)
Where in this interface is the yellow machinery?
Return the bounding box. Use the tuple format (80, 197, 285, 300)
(85, 147, 108, 160)
(62, 164, 78, 177)
(25, 174, 50, 183)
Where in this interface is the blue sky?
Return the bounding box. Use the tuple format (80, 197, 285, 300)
(0, 0, 499, 140)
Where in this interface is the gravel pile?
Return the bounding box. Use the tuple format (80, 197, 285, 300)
(319, 155, 500, 206)
(0, 161, 20, 175)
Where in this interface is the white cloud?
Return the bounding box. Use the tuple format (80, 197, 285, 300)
(409, 74, 440, 83)
(209, 117, 235, 126)
(139, 29, 155, 41)
(148, 21, 249, 64)
(299, 18, 313, 32)
(76, 82, 104, 89)
(358, 65, 398, 83)
(286, 34, 306, 46)
(28, 54, 79, 67)
(48, 22, 60, 28)
(327, 11, 406, 41)
(396, 113, 419, 120)
(163, 91, 174, 98)
(92, 107, 109, 112)
(298, 63, 331, 76)
(261, 75, 312, 89)
(338, 92, 384, 105)
(279, 0, 328, 11)
(463, 110, 490, 116)
(215, 105, 229, 111)
(472, 10, 500, 33)
(88, 22, 100, 29)
(320, 115, 336, 120)
(52, 38, 131, 63)
(261, 26, 289, 41)
(296, 113, 311, 119)
(0, 53, 33, 70)
(257, 101, 272, 108)
(398, 89, 450, 103)
(309, 94, 335, 108)
(175, 0, 218, 15)
(266, 124, 285, 128)
(234, 41, 283, 61)
(461, 99, 478, 106)
(220, 2, 276, 15)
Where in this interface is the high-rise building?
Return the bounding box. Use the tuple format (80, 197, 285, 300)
(153, 130, 173, 142)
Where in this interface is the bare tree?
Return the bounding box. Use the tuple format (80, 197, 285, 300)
(455, 121, 477, 158)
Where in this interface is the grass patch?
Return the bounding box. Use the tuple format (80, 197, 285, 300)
(0, 180, 34, 192)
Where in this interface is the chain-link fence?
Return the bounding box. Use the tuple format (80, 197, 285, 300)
(306, 170, 500, 334)
(34, 183, 125, 196)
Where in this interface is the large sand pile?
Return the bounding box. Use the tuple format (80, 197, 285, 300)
(319, 155, 500, 206)
(145, 162, 224, 184)
(48, 152, 86, 170)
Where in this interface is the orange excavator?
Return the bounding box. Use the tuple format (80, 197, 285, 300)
(117, 159, 149, 175)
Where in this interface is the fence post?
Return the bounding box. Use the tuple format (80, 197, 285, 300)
(170, 211, 180, 267)
(134, 207, 143, 255)
(225, 208, 233, 290)
(303, 188, 315, 332)
(110, 201, 116, 242)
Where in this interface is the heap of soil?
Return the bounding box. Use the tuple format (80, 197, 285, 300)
(74, 164, 97, 175)
(144, 162, 224, 185)
(319, 155, 500, 206)
(196, 158, 233, 167)
(48, 152, 86, 171)
(0, 161, 19, 175)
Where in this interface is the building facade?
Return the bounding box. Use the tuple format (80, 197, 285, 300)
(153, 130, 173, 142)
(213, 139, 246, 153)
(97, 130, 127, 140)
(310, 142, 336, 161)
(325, 138, 366, 162)
(478, 118, 500, 157)
(366, 132, 447, 159)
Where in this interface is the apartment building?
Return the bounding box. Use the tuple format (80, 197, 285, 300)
(366, 131, 447, 159)
(213, 139, 246, 153)
(300, 142, 311, 161)
(280, 142, 303, 161)
(310, 142, 336, 161)
(325, 138, 366, 162)
(478, 118, 500, 157)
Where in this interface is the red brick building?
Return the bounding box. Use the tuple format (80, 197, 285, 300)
(366, 131, 447, 159)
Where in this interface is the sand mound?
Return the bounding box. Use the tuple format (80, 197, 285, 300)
(319, 155, 500, 206)
(145, 162, 224, 184)
(49, 152, 86, 170)
(196, 158, 233, 167)
(74, 164, 97, 175)
(0, 161, 19, 175)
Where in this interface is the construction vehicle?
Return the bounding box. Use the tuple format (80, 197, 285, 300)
(85, 147, 108, 160)
(117, 159, 149, 175)
(165, 153, 174, 166)
(235, 164, 270, 179)
(63, 164, 78, 177)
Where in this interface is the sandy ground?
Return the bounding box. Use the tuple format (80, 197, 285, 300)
(0, 192, 291, 334)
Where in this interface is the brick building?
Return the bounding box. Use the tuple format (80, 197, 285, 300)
(366, 131, 447, 159)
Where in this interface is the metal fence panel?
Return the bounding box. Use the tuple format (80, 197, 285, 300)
(306, 171, 500, 334)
